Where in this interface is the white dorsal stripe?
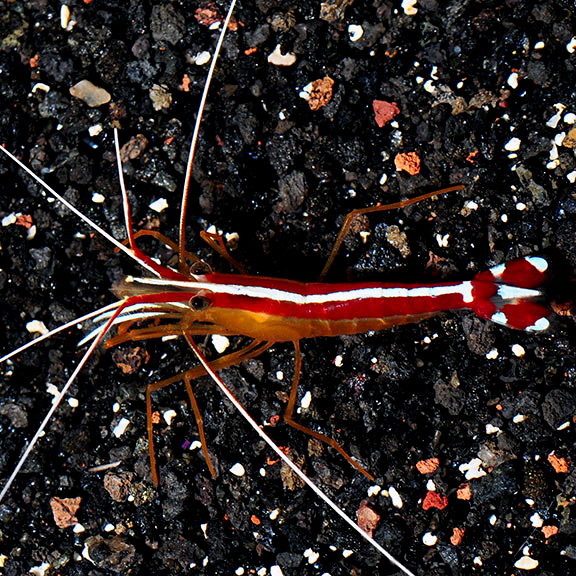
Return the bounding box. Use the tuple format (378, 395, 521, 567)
(131, 277, 476, 305)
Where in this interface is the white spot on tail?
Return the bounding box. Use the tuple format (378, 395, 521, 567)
(525, 256, 548, 273)
(497, 285, 541, 301)
(491, 312, 508, 326)
(489, 263, 506, 278)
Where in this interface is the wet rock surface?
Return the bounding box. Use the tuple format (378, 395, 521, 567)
(0, 1, 575, 575)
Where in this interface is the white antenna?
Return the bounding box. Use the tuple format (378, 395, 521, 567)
(186, 335, 417, 576)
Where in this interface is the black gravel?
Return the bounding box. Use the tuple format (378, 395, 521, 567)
(1, 1, 575, 575)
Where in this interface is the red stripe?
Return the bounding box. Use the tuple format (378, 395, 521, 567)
(208, 291, 468, 321)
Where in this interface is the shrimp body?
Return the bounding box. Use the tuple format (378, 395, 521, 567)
(109, 255, 550, 345)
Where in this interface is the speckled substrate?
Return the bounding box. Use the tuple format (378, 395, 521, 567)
(1, 1, 575, 575)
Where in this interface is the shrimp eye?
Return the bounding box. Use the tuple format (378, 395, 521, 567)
(190, 261, 212, 275)
(189, 294, 212, 311)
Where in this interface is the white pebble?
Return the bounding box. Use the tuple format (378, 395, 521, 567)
(268, 44, 296, 67)
(566, 37, 576, 54)
(485, 423, 501, 435)
(515, 202, 527, 211)
(112, 418, 130, 438)
(46, 383, 59, 398)
(465, 200, 479, 210)
(422, 532, 437, 546)
(348, 25, 364, 42)
(270, 566, 284, 576)
(70, 80, 111, 108)
(534, 41, 545, 50)
(60, 5, 71, 29)
(424, 79, 436, 93)
(388, 486, 404, 509)
(2, 213, 17, 226)
(555, 132, 566, 146)
(513, 414, 527, 423)
(401, 0, 418, 15)
(31, 82, 51, 94)
(504, 137, 521, 151)
(507, 72, 519, 89)
(89, 124, 103, 137)
(514, 556, 539, 570)
(29, 562, 51, 576)
(194, 51, 211, 66)
(230, 462, 245, 477)
(300, 390, 312, 409)
(92, 193, 105, 204)
(530, 512, 543, 528)
(163, 409, 177, 426)
(564, 112, 576, 124)
(342, 549, 354, 558)
(303, 548, 320, 564)
(149, 198, 168, 213)
(546, 111, 562, 129)
(512, 344, 525, 357)
(367, 484, 381, 497)
(299, 82, 313, 101)
(26, 320, 48, 335)
(211, 334, 230, 353)
(459, 457, 487, 480)
(436, 233, 450, 248)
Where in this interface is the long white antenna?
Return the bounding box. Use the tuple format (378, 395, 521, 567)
(186, 335, 417, 576)
(0, 144, 160, 278)
(0, 301, 121, 364)
(178, 0, 237, 267)
(0, 305, 126, 502)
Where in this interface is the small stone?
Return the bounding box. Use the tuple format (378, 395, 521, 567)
(69, 80, 111, 107)
(267, 44, 296, 66)
(514, 556, 539, 570)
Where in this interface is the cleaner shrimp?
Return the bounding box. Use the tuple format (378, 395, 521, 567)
(1, 1, 575, 574)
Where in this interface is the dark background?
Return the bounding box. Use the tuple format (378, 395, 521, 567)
(0, 0, 575, 574)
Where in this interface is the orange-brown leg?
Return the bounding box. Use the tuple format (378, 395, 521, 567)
(317, 185, 465, 281)
(283, 340, 375, 481)
(182, 374, 216, 478)
(146, 339, 274, 484)
(199, 230, 248, 274)
(131, 228, 247, 274)
(130, 229, 202, 273)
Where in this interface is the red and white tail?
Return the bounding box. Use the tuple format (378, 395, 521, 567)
(471, 256, 551, 331)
